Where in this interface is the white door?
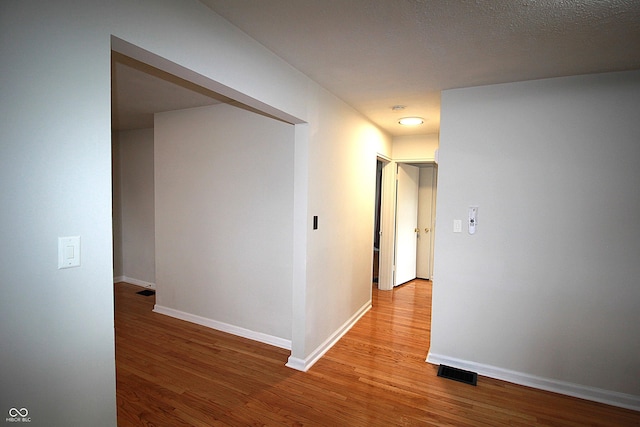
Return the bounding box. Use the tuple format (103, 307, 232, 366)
(394, 164, 419, 286)
(417, 165, 435, 279)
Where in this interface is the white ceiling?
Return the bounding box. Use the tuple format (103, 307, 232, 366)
(113, 0, 640, 136)
(111, 52, 231, 130)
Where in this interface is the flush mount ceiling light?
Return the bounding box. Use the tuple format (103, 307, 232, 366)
(398, 117, 424, 126)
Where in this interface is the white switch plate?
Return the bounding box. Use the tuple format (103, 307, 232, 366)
(453, 220, 462, 233)
(58, 236, 81, 269)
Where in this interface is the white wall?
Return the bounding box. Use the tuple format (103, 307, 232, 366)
(1, 2, 117, 425)
(292, 87, 391, 365)
(393, 133, 439, 162)
(154, 104, 294, 342)
(113, 128, 156, 287)
(430, 70, 640, 409)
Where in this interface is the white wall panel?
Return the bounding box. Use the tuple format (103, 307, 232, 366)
(431, 70, 640, 405)
(155, 104, 294, 341)
(115, 128, 156, 286)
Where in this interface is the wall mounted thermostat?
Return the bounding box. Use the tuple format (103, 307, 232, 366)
(468, 206, 478, 235)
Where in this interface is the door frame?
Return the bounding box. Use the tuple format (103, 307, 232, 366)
(416, 164, 437, 280)
(376, 158, 437, 291)
(394, 163, 420, 287)
(375, 155, 395, 291)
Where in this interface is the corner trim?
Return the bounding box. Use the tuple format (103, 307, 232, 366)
(153, 304, 291, 350)
(286, 301, 372, 372)
(426, 352, 640, 412)
(285, 356, 307, 371)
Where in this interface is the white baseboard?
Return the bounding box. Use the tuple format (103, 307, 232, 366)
(153, 304, 291, 350)
(286, 301, 372, 372)
(426, 352, 640, 412)
(113, 276, 156, 289)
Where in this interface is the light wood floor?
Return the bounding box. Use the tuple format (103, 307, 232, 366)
(115, 280, 639, 426)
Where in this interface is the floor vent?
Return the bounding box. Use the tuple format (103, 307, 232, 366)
(136, 289, 155, 296)
(437, 365, 477, 386)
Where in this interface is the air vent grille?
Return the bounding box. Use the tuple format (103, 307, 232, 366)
(437, 365, 477, 386)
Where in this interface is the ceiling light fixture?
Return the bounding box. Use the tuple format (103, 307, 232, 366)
(398, 117, 424, 126)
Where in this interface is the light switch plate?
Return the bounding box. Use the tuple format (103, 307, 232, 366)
(453, 220, 462, 233)
(58, 236, 81, 269)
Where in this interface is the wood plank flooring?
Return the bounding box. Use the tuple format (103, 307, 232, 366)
(115, 280, 639, 426)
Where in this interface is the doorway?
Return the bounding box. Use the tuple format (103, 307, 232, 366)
(394, 163, 420, 286)
(110, 39, 304, 353)
(416, 164, 437, 280)
(372, 159, 384, 285)
(380, 162, 437, 288)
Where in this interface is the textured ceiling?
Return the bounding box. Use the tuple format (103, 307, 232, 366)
(113, 1, 640, 135)
(200, 0, 640, 135)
